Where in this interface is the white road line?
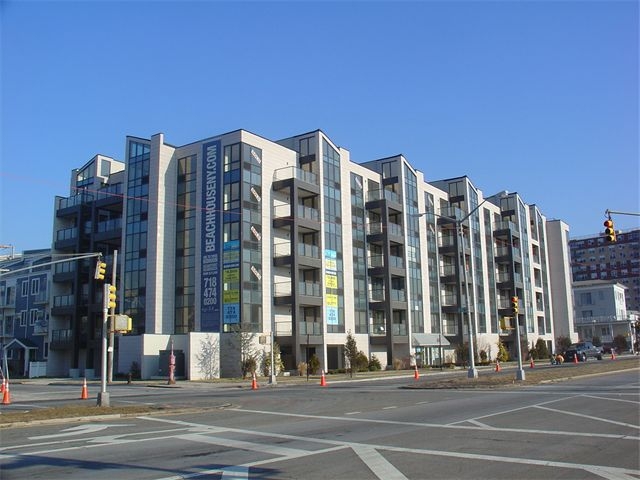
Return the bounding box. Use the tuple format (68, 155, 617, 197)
(382, 406, 397, 410)
(352, 446, 408, 480)
(448, 395, 571, 425)
(582, 395, 640, 405)
(221, 407, 639, 441)
(177, 432, 306, 457)
(220, 466, 249, 479)
(144, 416, 640, 480)
(467, 419, 494, 428)
(345, 411, 361, 415)
(534, 405, 640, 429)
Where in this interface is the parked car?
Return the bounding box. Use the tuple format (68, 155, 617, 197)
(563, 341, 603, 362)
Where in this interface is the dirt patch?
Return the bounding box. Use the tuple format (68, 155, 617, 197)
(407, 356, 640, 389)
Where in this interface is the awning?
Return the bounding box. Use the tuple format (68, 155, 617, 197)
(412, 333, 450, 347)
(3, 338, 39, 350)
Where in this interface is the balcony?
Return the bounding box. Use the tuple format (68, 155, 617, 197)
(50, 329, 74, 350)
(273, 166, 319, 192)
(56, 192, 94, 213)
(299, 321, 322, 336)
(55, 227, 78, 249)
(366, 189, 401, 204)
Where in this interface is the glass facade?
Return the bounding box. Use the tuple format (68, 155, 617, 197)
(124, 141, 150, 334)
(323, 139, 344, 333)
(240, 143, 262, 333)
(350, 173, 368, 334)
(404, 165, 423, 334)
(175, 155, 196, 334)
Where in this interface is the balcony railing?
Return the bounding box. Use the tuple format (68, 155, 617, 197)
(389, 255, 404, 269)
(273, 166, 319, 185)
(57, 192, 94, 210)
(56, 227, 78, 242)
(369, 288, 385, 302)
(370, 321, 386, 335)
(299, 281, 321, 297)
(441, 293, 458, 306)
(53, 295, 75, 308)
(54, 261, 76, 275)
(368, 254, 384, 268)
(440, 265, 457, 277)
(97, 218, 122, 233)
(51, 329, 73, 348)
(299, 321, 322, 335)
(297, 204, 320, 222)
(391, 323, 407, 336)
(574, 315, 634, 325)
(366, 189, 401, 204)
(390, 289, 406, 302)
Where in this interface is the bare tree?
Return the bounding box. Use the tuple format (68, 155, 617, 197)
(195, 334, 220, 380)
(227, 323, 259, 378)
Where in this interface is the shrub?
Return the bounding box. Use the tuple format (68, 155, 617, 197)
(393, 357, 403, 370)
(241, 357, 257, 379)
(533, 338, 549, 360)
(297, 362, 307, 377)
(479, 350, 488, 364)
(129, 361, 141, 379)
(497, 339, 510, 362)
(308, 354, 320, 375)
(368, 355, 382, 371)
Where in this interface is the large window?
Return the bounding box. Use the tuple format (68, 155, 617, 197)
(175, 155, 196, 334)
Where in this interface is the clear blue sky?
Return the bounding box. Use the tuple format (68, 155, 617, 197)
(1, 0, 638, 253)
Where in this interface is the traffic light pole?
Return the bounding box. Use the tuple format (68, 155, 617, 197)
(514, 313, 525, 381)
(107, 250, 118, 383)
(97, 283, 110, 407)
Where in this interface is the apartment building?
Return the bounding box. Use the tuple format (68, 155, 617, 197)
(48, 129, 572, 379)
(0, 250, 51, 378)
(569, 228, 640, 312)
(573, 280, 637, 352)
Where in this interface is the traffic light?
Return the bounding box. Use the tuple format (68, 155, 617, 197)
(603, 219, 617, 242)
(106, 284, 117, 310)
(94, 260, 107, 280)
(511, 296, 519, 316)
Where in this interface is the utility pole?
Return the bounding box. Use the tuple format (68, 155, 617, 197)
(107, 250, 117, 383)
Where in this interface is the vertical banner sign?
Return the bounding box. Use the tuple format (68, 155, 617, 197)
(223, 240, 240, 325)
(325, 249, 339, 325)
(201, 140, 222, 332)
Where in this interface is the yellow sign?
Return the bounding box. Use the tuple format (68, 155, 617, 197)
(326, 293, 338, 307)
(223, 290, 240, 303)
(223, 268, 239, 282)
(325, 274, 337, 289)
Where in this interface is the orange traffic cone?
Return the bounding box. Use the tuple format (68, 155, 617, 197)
(611, 351, 616, 360)
(573, 353, 578, 364)
(530, 358, 535, 369)
(2, 380, 10, 405)
(495, 361, 501, 372)
(251, 372, 258, 390)
(0, 378, 4, 394)
(320, 370, 327, 387)
(80, 377, 89, 400)
(413, 365, 419, 380)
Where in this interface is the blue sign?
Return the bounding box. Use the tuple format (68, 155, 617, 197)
(201, 140, 221, 332)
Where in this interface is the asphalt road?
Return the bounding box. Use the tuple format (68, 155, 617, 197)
(0, 368, 638, 479)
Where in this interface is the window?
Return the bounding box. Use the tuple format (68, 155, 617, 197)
(21, 281, 29, 297)
(29, 309, 38, 326)
(223, 182, 240, 211)
(224, 222, 240, 242)
(20, 310, 27, 327)
(31, 278, 40, 295)
(223, 144, 241, 172)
